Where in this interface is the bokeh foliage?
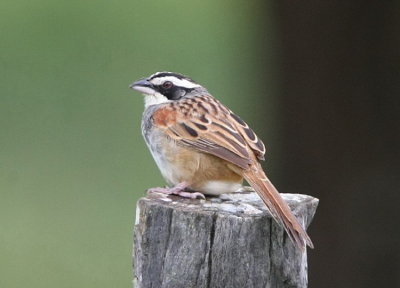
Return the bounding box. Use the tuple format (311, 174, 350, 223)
(0, 1, 277, 287)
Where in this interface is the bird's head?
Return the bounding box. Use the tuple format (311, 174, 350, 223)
(129, 72, 207, 107)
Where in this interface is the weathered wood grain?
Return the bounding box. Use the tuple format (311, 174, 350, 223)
(133, 191, 318, 288)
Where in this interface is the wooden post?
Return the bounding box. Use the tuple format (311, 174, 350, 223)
(133, 191, 318, 288)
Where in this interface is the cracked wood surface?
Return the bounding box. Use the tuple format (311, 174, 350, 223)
(133, 191, 318, 288)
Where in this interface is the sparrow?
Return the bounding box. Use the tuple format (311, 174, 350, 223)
(129, 71, 313, 249)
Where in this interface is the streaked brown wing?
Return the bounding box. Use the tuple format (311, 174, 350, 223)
(224, 106, 266, 161)
(152, 95, 266, 169)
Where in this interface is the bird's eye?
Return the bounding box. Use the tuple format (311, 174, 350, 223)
(162, 81, 173, 89)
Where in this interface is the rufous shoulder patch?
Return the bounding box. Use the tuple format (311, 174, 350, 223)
(153, 107, 177, 126)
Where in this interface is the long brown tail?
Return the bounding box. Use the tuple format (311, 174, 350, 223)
(243, 164, 313, 250)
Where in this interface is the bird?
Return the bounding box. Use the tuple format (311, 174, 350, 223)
(129, 71, 313, 250)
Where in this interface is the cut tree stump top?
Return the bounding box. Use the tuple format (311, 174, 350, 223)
(133, 190, 318, 288)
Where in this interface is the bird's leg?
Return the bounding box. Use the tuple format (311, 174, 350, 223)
(147, 182, 206, 199)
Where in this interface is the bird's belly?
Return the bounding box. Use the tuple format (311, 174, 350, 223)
(200, 180, 243, 195)
(144, 130, 243, 195)
(145, 132, 192, 185)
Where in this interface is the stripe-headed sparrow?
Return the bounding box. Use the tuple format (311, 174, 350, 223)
(129, 72, 313, 249)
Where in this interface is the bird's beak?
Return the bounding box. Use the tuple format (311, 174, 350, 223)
(129, 78, 155, 95)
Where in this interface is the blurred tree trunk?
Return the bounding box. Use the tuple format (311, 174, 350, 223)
(272, 1, 400, 287)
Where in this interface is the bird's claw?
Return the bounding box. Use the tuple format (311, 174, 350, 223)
(147, 182, 206, 199)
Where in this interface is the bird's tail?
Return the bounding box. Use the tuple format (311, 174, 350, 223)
(243, 164, 313, 250)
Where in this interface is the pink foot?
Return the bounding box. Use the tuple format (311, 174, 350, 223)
(147, 182, 205, 199)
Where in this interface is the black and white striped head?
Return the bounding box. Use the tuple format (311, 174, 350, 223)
(129, 72, 206, 107)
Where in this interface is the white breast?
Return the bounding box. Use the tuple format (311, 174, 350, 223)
(144, 129, 185, 186)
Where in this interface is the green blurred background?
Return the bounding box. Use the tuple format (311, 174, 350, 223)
(0, 1, 277, 287)
(2, 1, 399, 287)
